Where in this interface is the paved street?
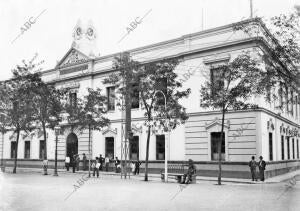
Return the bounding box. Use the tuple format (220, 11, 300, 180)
(0, 171, 299, 211)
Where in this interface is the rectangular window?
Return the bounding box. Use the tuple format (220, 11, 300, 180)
(292, 138, 295, 159)
(24, 141, 30, 159)
(287, 137, 290, 159)
(106, 87, 115, 111)
(39, 140, 45, 159)
(281, 135, 284, 160)
(69, 92, 77, 108)
(156, 135, 165, 160)
(155, 78, 167, 106)
(11, 142, 17, 159)
(105, 137, 114, 159)
(210, 67, 225, 96)
(130, 136, 139, 160)
(269, 133, 273, 161)
(131, 83, 140, 109)
(211, 132, 225, 161)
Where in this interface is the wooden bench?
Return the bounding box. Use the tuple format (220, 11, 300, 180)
(161, 164, 196, 184)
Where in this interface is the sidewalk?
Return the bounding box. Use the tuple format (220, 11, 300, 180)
(2, 167, 299, 184)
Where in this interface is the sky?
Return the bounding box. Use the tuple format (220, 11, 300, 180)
(0, 0, 299, 81)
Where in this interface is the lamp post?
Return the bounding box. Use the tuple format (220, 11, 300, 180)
(54, 125, 61, 176)
(155, 90, 169, 183)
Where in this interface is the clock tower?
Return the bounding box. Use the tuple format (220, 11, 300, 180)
(71, 19, 99, 58)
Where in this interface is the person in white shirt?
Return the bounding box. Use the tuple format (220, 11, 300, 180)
(65, 156, 70, 171)
(92, 157, 100, 177)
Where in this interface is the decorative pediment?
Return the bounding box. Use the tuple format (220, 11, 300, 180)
(102, 125, 117, 136)
(56, 48, 90, 68)
(205, 117, 230, 131)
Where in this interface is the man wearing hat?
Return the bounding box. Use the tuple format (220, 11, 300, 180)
(258, 156, 266, 181)
(181, 159, 196, 184)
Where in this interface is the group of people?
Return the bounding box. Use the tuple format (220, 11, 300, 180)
(65, 153, 113, 174)
(65, 153, 82, 173)
(248, 155, 267, 182)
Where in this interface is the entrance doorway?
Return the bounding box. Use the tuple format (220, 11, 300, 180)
(211, 132, 225, 161)
(66, 133, 78, 161)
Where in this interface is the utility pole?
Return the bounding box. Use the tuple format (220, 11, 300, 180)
(121, 52, 133, 179)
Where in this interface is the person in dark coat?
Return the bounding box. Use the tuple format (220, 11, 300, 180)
(248, 156, 257, 181)
(72, 154, 77, 173)
(99, 154, 104, 171)
(258, 156, 266, 181)
(76, 154, 80, 171)
(115, 157, 121, 173)
(134, 160, 141, 175)
(181, 159, 196, 184)
(82, 153, 87, 171)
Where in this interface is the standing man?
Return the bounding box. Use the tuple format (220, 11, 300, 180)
(42, 156, 48, 175)
(99, 154, 104, 171)
(115, 157, 121, 173)
(76, 154, 80, 171)
(134, 160, 141, 175)
(105, 155, 110, 172)
(258, 156, 266, 182)
(65, 155, 70, 171)
(72, 154, 77, 173)
(82, 153, 87, 171)
(248, 156, 257, 181)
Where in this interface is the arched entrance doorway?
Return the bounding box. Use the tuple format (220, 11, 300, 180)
(66, 133, 78, 160)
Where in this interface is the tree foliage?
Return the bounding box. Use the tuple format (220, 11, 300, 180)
(105, 52, 191, 181)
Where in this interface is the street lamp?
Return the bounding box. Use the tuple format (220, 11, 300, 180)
(154, 90, 170, 183)
(54, 125, 61, 176)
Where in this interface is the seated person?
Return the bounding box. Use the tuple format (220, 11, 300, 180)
(181, 159, 196, 184)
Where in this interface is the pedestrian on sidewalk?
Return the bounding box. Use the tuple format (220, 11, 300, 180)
(99, 154, 104, 171)
(92, 157, 100, 177)
(76, 154, 80, 171)
(105, 155, 110, 172)
(248, 156, 257, 181)
(115, 157, 121, 173)
(131, 161, 135, 174)
(134, 160, 141, 175)
(42, 157, 48, 175)
(258, 156, 266, 182)
(72, 154, 76, 173)
(65, 156, 70, 171)
(82, 153, 87, 171)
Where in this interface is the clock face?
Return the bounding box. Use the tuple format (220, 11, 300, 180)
(87, 28, 93, 37)
(76, 27, 82, 36)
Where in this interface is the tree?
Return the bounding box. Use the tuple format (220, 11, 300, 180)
(30, 79, 65, 163)
(200, 53, 266, 185)
(0, 64, 38, 173)
(105, 53, 191, 181)
(138, 58, 191, 181)
(64, 87, 110, 176)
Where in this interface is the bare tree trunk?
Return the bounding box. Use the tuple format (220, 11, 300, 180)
(144, 125, 151, 181)
(13, 129, 20, 174)
(218, 108, 226, 185)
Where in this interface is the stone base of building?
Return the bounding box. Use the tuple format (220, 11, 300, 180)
(1, 159, 299, 179)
